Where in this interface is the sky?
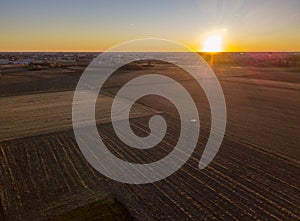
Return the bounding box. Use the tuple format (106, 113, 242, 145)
(0, 0, 299, 52)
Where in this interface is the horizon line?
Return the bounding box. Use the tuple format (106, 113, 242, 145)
(0, 51, 299, 53)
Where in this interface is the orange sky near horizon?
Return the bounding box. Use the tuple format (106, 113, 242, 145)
(1, 0, 299, 52)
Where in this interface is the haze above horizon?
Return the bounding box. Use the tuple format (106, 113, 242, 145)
(1, 0, 299, 52)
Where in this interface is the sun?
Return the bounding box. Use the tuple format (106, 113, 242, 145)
(202, 35, 223, 52)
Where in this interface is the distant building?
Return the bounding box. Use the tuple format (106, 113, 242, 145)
(16, 59, 33, 64)
(0, 59, 9, 65)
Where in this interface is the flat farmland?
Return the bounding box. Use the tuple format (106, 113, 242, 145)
(0, 90, 158, 142)
(0, 66, 83, 97)
(0, 53, 299, 220)
(0, 131, 131, 220)
(0, 116, 299, 220)
(102, 61, 300, 161)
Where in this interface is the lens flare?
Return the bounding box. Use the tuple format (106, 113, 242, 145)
(202, 35, 223, 52)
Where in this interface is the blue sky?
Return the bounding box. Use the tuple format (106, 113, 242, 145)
(1, 0, 299, 51)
